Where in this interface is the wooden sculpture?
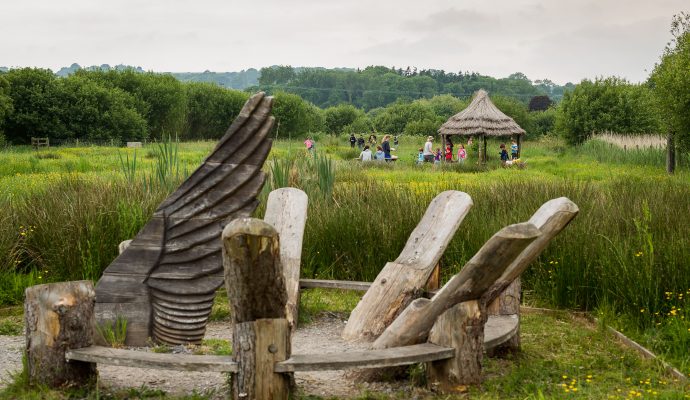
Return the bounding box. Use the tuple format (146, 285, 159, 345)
(95, 92, 275, 346)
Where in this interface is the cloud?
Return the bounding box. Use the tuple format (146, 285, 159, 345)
(405, 8, 502, 34)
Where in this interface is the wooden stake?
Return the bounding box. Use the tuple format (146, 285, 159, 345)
(25, 281, 97, 387)
(428, 300, 485, 389)
(223, 218, 290, 400)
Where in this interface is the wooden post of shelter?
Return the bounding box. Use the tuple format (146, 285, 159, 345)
(482, 134, 487, 164)
(222, 218, 291, 400)
(25, 281, 97, 387)
(516, 135, 522, 159)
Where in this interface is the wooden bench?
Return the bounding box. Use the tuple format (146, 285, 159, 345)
(31, 137, 49, 149)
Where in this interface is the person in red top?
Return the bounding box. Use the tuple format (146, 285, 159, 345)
(445, 143, 453, 162)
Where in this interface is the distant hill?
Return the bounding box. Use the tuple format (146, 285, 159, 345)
(55, 63, 145, 77)
(171, 69, 260, 90)
(0, 67, 8, 73)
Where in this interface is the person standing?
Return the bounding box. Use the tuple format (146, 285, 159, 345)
(393, 135, 399, 147)
(458, 144, 467, 164)
(381, 135, 392, 161)
(423, 136, 434, 163)
(304, 137, 314, 152)
(349, 133, 356, 148)
(510, 138, 519, 160)
(357, 135, 365, 150)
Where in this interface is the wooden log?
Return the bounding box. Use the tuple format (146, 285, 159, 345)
(373, 222, 541, 349)
(25, 281, 97, 387)
(299, 279, 372, 291)
(222, 218, 290, 400)
(486, 278, 521, 354)
(263, 188, 308, 332)
(275, 343, 454, 373)
(480, 197, 578, 310)
(342, 191, 473, 342)
(66, 345, 238, 372)
(428, 300, 485, 389)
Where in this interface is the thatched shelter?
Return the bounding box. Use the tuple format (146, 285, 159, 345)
(438, 89, 526, 163)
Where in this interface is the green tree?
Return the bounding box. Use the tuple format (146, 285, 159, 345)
(372, 101, 437, 135)
(323, 104, 363, 135)
(3, 68, 64, 143)
(0, 74, 13, 140)
(650, 12, 690, 154)
(184, 83, 249, 139)
(271, 92, 324, 139)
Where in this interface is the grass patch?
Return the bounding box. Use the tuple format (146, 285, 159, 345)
(298, 288, 362, 324)
(192, 339, 232, 356)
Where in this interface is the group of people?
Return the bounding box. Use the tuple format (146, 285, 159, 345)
(418, 136, 468, 164)
(357, 134, 394, 161)
(350, 133, 398, 151)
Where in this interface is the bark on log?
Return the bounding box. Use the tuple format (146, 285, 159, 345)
(263, 188, 308, 332)
(428, 300, 486, 389)
(25, 281, 97, 387)
(342, 191, 473, 342)
(480, 197, 578, 310)
(373, 222, 540, 349)
(222, 218, 290, 400)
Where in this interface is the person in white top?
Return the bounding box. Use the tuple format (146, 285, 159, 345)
(358, 145, 373, 161)
(423, 136, 434, 163)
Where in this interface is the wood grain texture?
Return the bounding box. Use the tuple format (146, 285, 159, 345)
(342, 191, 473, 342)
(66, 346, 238, 372)
(25, 281, 97, 387)
(94, 92, 275, 345)
(223, 218, 290, 400)
(299, 279, 372, 291)
(428, 300, 485, 389)
(275, 343, 454, 372)
(373, 222, 540, 349)
(263, 188, 308, 331)
(486, 278, 521, 354)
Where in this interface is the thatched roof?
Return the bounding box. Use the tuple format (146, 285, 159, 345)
(438, 89, 526, 137)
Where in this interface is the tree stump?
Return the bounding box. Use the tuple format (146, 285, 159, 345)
(223, 218, 290, 400)
(25, 281, 97, 387)
(486, 278, 521, 354)
(428, 300, 486, 390)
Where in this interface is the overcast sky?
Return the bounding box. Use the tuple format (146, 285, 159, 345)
(1, 0, 686, 84)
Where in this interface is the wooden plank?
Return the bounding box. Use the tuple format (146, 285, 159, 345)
(66, 346, 238, 372)
(342, 191, 473, 342)
(264, 188, 308, 331)
(299, 279, 372, 292)
(274, 343, 454, 373)
(484, 315, 519, 351)
(373, 222, 540, 349)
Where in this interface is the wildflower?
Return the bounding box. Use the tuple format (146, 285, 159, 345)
(640, 308, 645, 313)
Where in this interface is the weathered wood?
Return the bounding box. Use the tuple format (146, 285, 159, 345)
(486, 278, 521, 353)
(480, 197, 578, 310)
(373, 222, 541, 349)
(426, 262, 441, 291)
(223, 217, 290, 400)
(263, 188, 308, 331)
(275, 343, 455, 373)
(428, 300, 485, 389)
(66, 345, 238, 372)
(484, 315, 519, 351)
(95, 92, 275, 345)
(25, 281, 97, 387)
(342, 191, 473, 342)
(299, 279, 372, 291)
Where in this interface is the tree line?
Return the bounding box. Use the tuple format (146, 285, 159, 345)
(255, 65, 574, 110)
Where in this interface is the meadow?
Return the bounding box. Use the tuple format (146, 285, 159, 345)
(0, 134, 689, 378)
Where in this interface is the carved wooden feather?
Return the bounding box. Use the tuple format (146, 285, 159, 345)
(95, 92, 274, 345)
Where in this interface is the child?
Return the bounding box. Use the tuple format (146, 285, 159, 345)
(458, 144, 467, 163)
(499, 143, 510, 164)
(374, 145, 385, 161)
(510, 139, 519, 160)
(393, 135, 399, 147)
(357, 135, 365, 150)
(445, 143, 452, 162)
(358, 145, 373, 161)
(417, 148, 424, 164)
(434, 148, 442, 164)
(349, 133, 356, 148)
(304, 137, 314, 152)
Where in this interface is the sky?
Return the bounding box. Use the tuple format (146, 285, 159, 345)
(0, 0, 686, 84)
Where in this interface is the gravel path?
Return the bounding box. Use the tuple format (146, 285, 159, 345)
(0, 316, 414, 398)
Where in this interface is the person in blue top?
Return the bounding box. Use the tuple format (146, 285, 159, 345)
(510, 139, 519, 160)
(381, 135, 392, 161)
(499, 143, 510, 165)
